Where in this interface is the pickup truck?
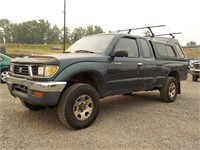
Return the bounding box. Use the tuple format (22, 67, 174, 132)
(190, 60, 200, 81)
(6, 31, 188, 129)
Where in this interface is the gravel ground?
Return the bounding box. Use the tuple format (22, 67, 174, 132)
(0, 74, 199, 150)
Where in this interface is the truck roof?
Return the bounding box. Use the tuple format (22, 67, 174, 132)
(147, 37, 181, 45)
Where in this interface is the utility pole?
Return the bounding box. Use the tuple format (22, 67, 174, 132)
(63, 0, 66, 52)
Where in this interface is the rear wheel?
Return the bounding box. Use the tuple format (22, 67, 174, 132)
(160, 77, 178, 102)
(20, 100, 46, 111)
(57, 83, 100, 129)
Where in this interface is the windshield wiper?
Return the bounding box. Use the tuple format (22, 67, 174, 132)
(64, 51, 71, 53)
(74, 50, 94, 53)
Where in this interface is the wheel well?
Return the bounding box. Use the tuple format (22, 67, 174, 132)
(168, 71, 181, 94)
(168, 71, 179, 81)
(66, 72, 105, 97)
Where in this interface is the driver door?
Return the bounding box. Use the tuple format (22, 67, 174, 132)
(106, 37, 144, 95)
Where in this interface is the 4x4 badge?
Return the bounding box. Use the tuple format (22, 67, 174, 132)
(18, 67, 23, 73)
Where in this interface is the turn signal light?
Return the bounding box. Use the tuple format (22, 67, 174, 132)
(34, 91, 43, 97)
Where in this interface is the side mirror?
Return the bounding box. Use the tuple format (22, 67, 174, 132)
(114, 50, 128, 57)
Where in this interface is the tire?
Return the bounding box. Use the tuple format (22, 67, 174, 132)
(57, 83, 100, 129)
(192, 75, 198, 81)
(1, 69, 8, 83)
(160, 77, 178, 103)
(21, 100, 46, 111)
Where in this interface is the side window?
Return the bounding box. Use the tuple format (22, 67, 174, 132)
(114, 38, 139, 57)
(175, 44, 185, 58)
(155, 43, 176, 57)
(140, 39, 151, 58)
(155, 43, 167, 56)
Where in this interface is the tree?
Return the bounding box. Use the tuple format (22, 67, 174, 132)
(0, 19, 105, 45)
(0, 30, 4, 43)
(0, 19, 13, 43)
(11, 19, 52, 44)
(12, 23, 22, 43)
(143, 30, 151, 37)
(70, 27, 86, 44)
(85, 25, 103, 36)
(60, 27, 71, 45)
(186, 41, 197, 46)
(45, 25, 61, 44)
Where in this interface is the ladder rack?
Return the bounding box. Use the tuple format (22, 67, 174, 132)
(152, 32, 182, 39)
(117, 25, 166, 37)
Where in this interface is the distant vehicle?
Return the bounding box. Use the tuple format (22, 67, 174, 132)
(0, 53, 11, 83)
(188, 58, 199, 69)
(190, 59, 200, 81)
(51, 47, 61, 50)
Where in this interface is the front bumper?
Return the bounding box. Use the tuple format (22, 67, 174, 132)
(6, 76, 66, 106)
(190, 69, 200, 76)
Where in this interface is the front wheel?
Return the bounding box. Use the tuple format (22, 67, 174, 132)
(192, 75, 198, 81)
(160, 77, 178, 102)
(57, 83, 100, 129)
(1, 69, 8, 83)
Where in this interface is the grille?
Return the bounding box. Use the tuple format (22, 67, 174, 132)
(32, 66, 38, 76)
(13, 84, 28, 94)
(194, 64, 200, 69)
(14, 65, 29, 76)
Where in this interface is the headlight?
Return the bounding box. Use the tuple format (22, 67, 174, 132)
(36, 65, 58, 77)
(190, 63, 194, 69)
(9, 63, 14, 72)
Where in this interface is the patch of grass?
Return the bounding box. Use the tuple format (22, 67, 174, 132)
(1, 43, 70, 54)
(1, 43, 64, 50)
(183, 48, 200, 58)
(1, 44, 200, 58)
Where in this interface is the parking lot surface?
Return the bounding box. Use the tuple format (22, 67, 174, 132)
(0, 74, 199, 150)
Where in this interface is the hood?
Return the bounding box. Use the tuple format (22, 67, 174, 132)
(11, 53, 107, 65)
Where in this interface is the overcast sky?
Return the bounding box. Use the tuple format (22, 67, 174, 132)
(1, 0, 200, 45)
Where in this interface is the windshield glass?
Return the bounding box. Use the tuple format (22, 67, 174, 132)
(66, 34, 115, 54)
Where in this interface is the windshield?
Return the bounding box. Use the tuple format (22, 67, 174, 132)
(66, 34, 115, 54)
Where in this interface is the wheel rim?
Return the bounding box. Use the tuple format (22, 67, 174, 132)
(1, 71, 8, 82)
(169, 83, 176, 98)
(73, 95, 93, 121)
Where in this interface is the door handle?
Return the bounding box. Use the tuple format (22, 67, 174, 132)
(137, 63, 143, 66)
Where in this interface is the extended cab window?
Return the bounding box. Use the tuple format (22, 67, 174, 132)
(155, 43, 176, 57)
(140, 39, 151, 58)
(114, 38, 139, 57)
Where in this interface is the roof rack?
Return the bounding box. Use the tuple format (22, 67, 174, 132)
(117, 25, 166, 37)
(152, 32, 182, 39)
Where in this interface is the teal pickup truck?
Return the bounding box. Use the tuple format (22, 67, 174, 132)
(0, 53, 11, 83)
(6, 26, 188, 129)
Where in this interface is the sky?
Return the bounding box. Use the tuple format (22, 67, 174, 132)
(0, 0, 200, 45)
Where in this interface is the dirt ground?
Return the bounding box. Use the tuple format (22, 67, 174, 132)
(0, 73, 199, 150)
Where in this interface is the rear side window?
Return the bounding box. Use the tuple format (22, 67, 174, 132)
(155, 43, 176, 57)
(175, 44, 185, 58)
